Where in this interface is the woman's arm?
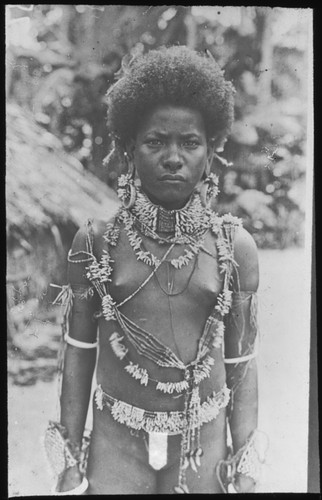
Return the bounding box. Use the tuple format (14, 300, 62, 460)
(56, 224, 99, 492)
(224, 227, 259, 492)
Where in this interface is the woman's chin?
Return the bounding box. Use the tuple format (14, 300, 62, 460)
(141, 187, 194, 210)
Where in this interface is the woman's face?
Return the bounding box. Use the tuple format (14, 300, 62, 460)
(129, 105, 212, 210)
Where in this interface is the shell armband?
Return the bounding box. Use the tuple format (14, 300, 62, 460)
(65, 333, 98, 349)
(44, 421, 80, 478)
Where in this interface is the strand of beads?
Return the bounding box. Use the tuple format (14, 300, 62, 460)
(110, 332, 188, 393)
(114, 309, 186, 370)
(119, 209, 207, 270)
(132, 190, 211, 239)
(109, 331, 218, 395)
(115, 242, 176, 308)
(103, 219, 121, 247)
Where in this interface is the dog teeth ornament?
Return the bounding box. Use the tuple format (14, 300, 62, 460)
(182, 456, 189, 470)
(174, 484, 189, 494)
(227, 482, 238, 493)
(194, 447, 203, 467)
(189, 455, 198, 472)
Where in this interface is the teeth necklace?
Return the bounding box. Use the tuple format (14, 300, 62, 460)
(119, 208, 207, 270)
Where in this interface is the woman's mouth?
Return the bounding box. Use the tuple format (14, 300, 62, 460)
(160, 174, 185, 182)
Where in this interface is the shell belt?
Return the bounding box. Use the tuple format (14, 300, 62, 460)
(94, 384, 230, 436)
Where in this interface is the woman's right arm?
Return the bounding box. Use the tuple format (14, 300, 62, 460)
(56, 225, 99, 492)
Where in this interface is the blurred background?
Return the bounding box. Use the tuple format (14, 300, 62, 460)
(6, 5, 314, 496)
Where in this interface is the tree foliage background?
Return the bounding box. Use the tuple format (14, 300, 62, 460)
(6, 5, 311, 250)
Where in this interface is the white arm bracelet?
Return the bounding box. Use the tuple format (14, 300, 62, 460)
(224, 350, 257, 364)
(64, 334, 98, 349)
(51, 477, 89, 496)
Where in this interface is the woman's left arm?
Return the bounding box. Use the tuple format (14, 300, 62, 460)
(224, 227, 260, 492)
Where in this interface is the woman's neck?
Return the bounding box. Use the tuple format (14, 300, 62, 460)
(130, 188, 210, 239)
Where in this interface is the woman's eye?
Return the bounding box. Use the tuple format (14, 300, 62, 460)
(183, 140, 199, 148)
(146, 139, 162, 146)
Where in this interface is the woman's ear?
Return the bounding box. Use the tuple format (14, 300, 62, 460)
(207, 138, 216, 165)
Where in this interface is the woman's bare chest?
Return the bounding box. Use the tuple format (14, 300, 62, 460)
(107, 229, 223, 308)
(95, 225, 226, 368)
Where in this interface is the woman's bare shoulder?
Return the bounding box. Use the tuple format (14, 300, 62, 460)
(71, 215, 117, 252)
(233, 226, 259, 292)
(68, 216, 118, 284)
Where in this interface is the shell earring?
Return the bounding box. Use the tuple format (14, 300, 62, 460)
(199, 163, 220, 208)
(117, 153, 136, 209)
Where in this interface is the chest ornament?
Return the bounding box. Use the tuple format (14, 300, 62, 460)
(84, 192, 242, 494)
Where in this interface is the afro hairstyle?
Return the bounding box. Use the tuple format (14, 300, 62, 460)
(106, 45, 235, 152)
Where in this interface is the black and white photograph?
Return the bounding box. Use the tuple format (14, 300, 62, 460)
(7, 5, 316, 495)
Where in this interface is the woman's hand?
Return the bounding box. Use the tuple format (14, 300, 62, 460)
(233, 473, 256, 493)
(55, 465, 83, 493)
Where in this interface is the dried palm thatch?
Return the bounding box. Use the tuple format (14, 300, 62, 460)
(6, 102, 119, 236)
(6, 102, 119, 326)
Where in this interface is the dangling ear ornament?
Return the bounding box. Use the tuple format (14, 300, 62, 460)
(199, 172, 220, 208)
(117, 153, 136, 209)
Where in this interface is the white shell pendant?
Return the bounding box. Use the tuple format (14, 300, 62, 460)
(148, 432, 168, 470)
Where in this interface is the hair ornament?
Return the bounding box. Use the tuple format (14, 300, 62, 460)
(205, 48, 216, 61)
(103, 139, 115, 166)
(214, 153, 233, 168)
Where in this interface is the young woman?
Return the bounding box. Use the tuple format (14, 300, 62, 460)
(45, 46, 266, 494)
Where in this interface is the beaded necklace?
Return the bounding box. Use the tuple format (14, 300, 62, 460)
(153, 257, 198, 296)
(109, 330, 217, 393)
(119, 207, 208, 270)
(132, 189, 211, 240)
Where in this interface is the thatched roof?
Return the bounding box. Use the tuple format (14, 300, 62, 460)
(6, 102, 120, 237)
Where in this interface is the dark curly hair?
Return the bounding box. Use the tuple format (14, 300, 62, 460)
(105, 46, 235, 167)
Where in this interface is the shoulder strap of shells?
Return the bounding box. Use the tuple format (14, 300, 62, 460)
(218, 213, 242, 292)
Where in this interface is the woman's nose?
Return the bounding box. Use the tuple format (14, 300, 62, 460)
(163, 145, 183, 171)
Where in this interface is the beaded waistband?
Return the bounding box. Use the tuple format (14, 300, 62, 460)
(94, 384, 230, 436)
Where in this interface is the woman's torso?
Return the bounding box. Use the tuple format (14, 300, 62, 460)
(93, 222, 228, 412)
